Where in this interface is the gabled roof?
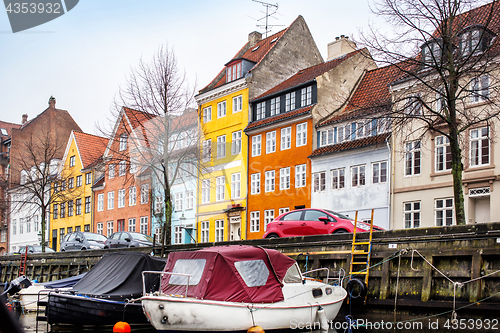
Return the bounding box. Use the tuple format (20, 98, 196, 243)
(253, 49, 364, 101)
(123, 107, 156, 130)
(199, 24, 291, 94)
(170, 108, 198, 131)
(244, 104, 314, 132)
(318, 64, 399, 128)
(309, 133, 390, 158)
(73, 132, 108, 169)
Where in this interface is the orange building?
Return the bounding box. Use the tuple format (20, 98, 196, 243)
(244, 48, 376, 239)
(93, 107, 155, 237)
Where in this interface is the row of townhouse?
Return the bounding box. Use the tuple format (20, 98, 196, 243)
(3, 3, 499, 252)
(190, 4, 500, 243)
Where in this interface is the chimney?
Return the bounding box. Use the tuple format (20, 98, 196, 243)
(48, 96, 56, 108)
(248, 31, 262, 47)
(22, 114, 28, 124)
(327, 35, 357, 61)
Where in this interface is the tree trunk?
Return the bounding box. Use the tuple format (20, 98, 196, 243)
(160, 169, 172, 257)
(450, 133, 466, 225)
(41, 206, 46, 252)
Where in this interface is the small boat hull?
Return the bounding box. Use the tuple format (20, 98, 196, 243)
(47, 293, 147, 326)
(142, 284, 346, 332)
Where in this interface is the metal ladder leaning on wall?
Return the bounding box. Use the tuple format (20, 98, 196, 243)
(19, 247, 28, 276)
(349, 209, 375, 302)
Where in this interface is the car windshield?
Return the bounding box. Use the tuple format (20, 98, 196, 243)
(324, 209, 354, 220)
(83, 233, 107, 242)
(130, 233, 153, 242)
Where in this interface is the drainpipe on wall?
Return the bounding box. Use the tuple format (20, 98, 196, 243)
(388, 136, 395, 230)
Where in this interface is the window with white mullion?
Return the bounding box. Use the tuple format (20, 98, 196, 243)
(265, 170, 275, 192)
(285, 92, 295, 112)
(252, 135, 261, 156)
(404, 201, 421, 228)
(266, 131, 276, 154)
(270, 97, 280, 116)
(470, 127, 490, 167)
(279, 167, 290, 190)
(331, 168, 345, 189)
(251, 173, 260, 194)
(296, 122, 307, 147)
(351, 165, 366, 187)
(435, 136, 451, 172)
(216, 176, 225, 201)
(256, 102, 266, 120)
(435, 198, 454, 226)
(295, 164, 306, 188)
(405, 141, 421, 176)
(301, 86, 312, 107)
(280, 127, 291, 150)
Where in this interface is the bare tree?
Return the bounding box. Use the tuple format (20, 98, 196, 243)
(361, 0, 500, 225)
(9, 132, 83, 252)
(114, 44, 200, 255)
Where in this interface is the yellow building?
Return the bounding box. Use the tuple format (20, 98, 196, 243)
(50, 131, 107, 250)
(195, 17, 323, 242)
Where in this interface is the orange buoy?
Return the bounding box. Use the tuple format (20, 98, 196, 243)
(113, 321, 131, 333)
(247, 326, 265, 333)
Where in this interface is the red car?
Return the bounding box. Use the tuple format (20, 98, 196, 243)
(262, 208, 383, 238)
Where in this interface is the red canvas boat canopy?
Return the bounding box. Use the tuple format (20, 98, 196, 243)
(161, 245, 297, 303)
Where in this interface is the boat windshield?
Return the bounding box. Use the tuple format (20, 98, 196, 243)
(284, 264, 302, 283)
(169, 259, 206, 286)
(234, 260, 269, 287)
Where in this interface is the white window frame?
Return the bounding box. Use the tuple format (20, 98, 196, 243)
(270, 97, 280, 116)
(186, 190, 194, 210)
(405, 140, 421, 176)
(251, 173, 260, 194)
(69, 155, 75, 167)
(109, 164, 115, 179)
(119, 134, 127, 151)
(320, 128, 334, 147)
(252, 135, 261, 157)
(203, 139, 212, 162)
(265, 170, 275, 193)
(296, 122, 307, 147)
(129, 186, 137, 206)
(331, 168, 345, 190)
(285, 92, 295, 112)
(217, 101, 227, 118)
(435, 198, 454, 226)
(203, 106, 212, 123)
(250, 211, 260, 233)
(94, 194, 102, 212)
(231, 131, 242, 155)
(301, 86, 312, 107)
(264, 209, 274, 231)
(141, 184, 149, 204)
(216, 176, 225, 201)
(128, 218, 136, 232)
(174, 226, 182, 244)
(233, 95, 242, 113)
(107, 191, 114, 210)
(435, 136, 451, 172)
(202, 179, 210, 204)
(215, 220, 224, 242)
(96, 222, 103, 235)
(372, 161, 388, 184)
(200, 221, 209, 243)
(279, 167, 290, 190)
(280, 127, 291, 150)
(174, 192, 183, 212)
(256, 102, 266, 120)
(231, 172, 241, 199)
(470, 75, 490, 104)
(140, 216, 148, 234)
(313, 172, 326, 192)
(118, 189, 125, 208)
(107, 221, 114, 236)
(351, 165, 366, 187)
(404, 201, 421, 228)
(266, 131, 276, 154)
(295, 164, 306, 188)
(470, 126, 490, 167)
(217, 135, 226, 159)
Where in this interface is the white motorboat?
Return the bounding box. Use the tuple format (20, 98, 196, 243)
(141, 245, 347, 332)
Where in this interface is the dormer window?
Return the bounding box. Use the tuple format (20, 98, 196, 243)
(459, 27, 493, 57)
(421, 41, 441, 66)
(226, 61, 243, 83)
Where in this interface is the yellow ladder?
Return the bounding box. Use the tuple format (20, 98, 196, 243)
(349, 209, 374, 293)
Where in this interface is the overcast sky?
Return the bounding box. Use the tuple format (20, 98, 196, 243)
(0, 0, 380, 134)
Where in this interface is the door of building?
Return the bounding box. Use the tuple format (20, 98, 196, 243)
(229, 217, 241, 241)
(475, 198, 490, 223)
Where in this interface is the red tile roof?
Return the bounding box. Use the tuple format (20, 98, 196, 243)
(309, 133, 390, 158)
(318, 64, 400, 127)
(253, 49, 364, 101)
(200, 28, 289, 93)
(171, 108, 198, 130)
(73, 132, 108, 169)
(123, 107, 156, 130)
(245, 104, 314, 132)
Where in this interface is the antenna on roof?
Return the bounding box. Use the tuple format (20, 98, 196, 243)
(252, 0, 283, 38)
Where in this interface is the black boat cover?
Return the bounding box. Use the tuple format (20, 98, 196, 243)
(70, 252, 166, 300)
(41, 272, 87, 289)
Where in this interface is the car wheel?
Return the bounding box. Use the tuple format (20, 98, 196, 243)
(266, 234, 279, 239)
(333, 229, 348, 234)
(129, 246, 135, 248)
(104, 246, 109, 249)
(61, 249, 65, 252)
(81, 248, 86, 250)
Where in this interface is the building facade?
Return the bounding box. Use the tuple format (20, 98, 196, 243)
(195, 16, 323, 242)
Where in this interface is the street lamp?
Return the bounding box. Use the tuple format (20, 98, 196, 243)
(37, 232, 42, 246)
(179, 213, 197, 244)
